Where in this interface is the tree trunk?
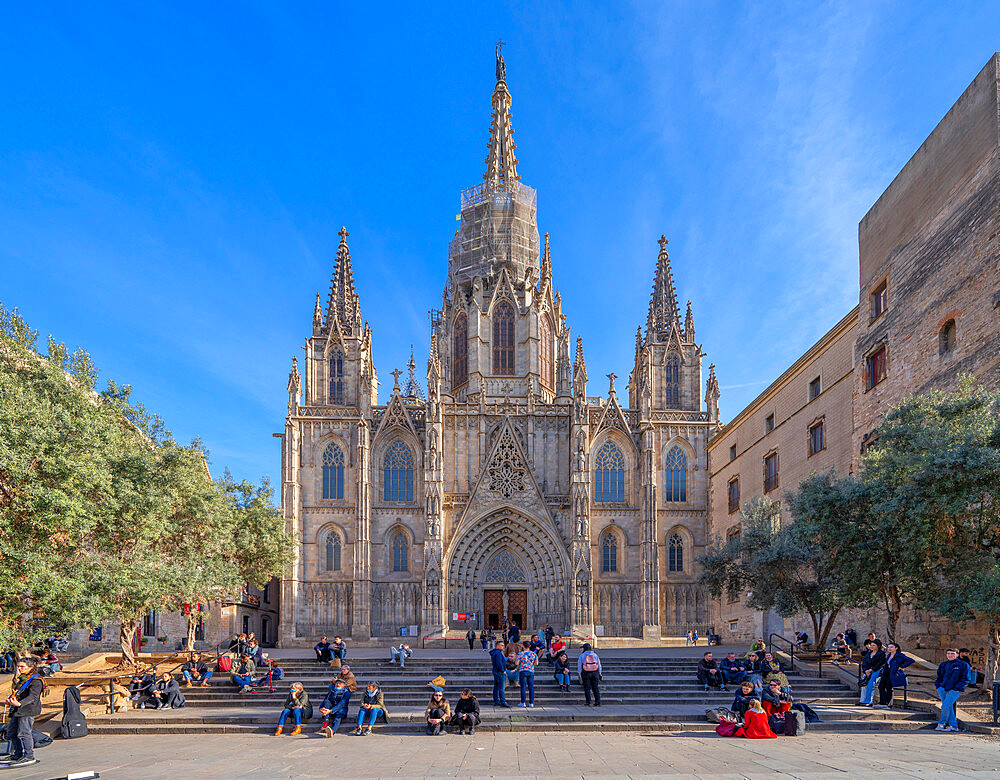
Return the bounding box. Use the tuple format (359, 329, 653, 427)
(988, 624, 1000, 687)
(185, 613, 197, 651)
(118, 619, 139, 669)
(816, 608, 841, 652)
(885, 585, 902, 643)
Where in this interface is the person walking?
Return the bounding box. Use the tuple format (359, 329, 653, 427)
(2, 658, 44, 769)
(480, 630, 489, 651)
(935, 648, 969, 732)
(577, 643, 602, 707)
(516, 642, 538, 707)
(875, 642, 914, 708)
(466, 628, 476, 651)
(489, 640, 509, 707)
(685, 630, 693, 647)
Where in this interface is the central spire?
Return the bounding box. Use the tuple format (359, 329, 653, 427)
(483, 40, 519, 189)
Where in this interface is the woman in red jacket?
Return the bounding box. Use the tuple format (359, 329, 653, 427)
(741, 699, 778, 739)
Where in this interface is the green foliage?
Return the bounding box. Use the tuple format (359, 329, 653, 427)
(0, 303, 295, 652)
(698, 495, 849, 647)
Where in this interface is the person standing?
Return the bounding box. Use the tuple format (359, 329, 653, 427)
(480, 630, 489, 651)
(489, 640, 509, 707)
(685, 630, 693, 647)
(544, 624, 554, 651)
(2, 658, 43, 769)
(875, 642, 914, 708)
(935, 648, 969, 732)
(577, 643, 602, 707)
(516, 642, 538, 708)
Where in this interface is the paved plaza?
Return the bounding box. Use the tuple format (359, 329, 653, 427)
(5, 730, 1000, 779)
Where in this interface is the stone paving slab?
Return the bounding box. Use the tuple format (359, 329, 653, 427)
(3, 730, 996, 779)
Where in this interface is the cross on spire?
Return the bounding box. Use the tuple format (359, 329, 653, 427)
(647, 233, 680, 335)
(484, 46, 519, 188)
(338, 226, 350, 241)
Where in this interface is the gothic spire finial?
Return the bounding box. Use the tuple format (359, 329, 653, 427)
(326, 226, 363, 336)
(541, 232, 552, 284)
(390, 368, 402, 392)
(484, 47, 519, 189)
(402, 345, 425, 399)
(607, 372, 617, 396)
(685, 299, 695, 341)
(646, 234, 680, 336)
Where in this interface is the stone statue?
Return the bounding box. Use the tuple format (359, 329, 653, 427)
(496, 40, 506, 82)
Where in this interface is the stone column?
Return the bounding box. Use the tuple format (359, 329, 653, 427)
(640, 425, 661, 639)
(278, 416, 302, 646)
(352, 420, 372, 640)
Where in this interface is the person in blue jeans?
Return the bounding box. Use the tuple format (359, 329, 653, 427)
(352, 682, 387, 736)
(181, 653, 213, 688)
(489, 640, 510, 707)
(935, 648, 969, 731)
(553, 651, 571, 691)
(517, 645, 538, 707)
(331, 636, 347, 663)
(318, 678, 351, 737)
(859, 640, 886, 705)
(274, 683, 311, 735)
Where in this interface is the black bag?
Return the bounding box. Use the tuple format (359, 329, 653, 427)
(60, 686, 88, 739)
(0, 728, 53, 753)
(791, 702, 820, 723)
(768, 713, 785, 734)
(785, 709, 806, 735)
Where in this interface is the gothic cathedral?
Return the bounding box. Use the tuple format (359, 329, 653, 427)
(278, 49, 720, 645)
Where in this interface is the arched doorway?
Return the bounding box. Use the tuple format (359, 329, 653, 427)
(483, 550, 528, 630)
(446, 509, 570, 632)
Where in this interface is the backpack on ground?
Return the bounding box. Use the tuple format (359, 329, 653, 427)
(217, 654, 232, 673)
(768, 713, 785, 734)
(784, 709, 806, 735)
(582, 653, 599, 672)
(60, 686, 88, 739)
(706, 707, 737, 724)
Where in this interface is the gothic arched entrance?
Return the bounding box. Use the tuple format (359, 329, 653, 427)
(445, 509, 569, 632)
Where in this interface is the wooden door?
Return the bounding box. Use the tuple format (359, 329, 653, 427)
(484, 589, 503, 630)
(509, 590, 527, 630)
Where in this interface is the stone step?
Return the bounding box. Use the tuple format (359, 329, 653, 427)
(86, 718, 937, 736)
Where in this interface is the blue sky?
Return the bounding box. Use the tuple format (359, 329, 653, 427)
(2, 2, 998, 485)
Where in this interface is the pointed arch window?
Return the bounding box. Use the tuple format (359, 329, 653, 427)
(391, 531, 408, 572)
(325, 531, 342, 572)
(665, 354, 680, 408)
(601, 531, 618, 573)
(539, 315, 554, 389)
(493, 301, 515, 375)
(665, 447, 687, 502)
(595, 441, 626, 503)
(329, 350, 344, 404)
(383, 440, 414, 502)
(322, 444, 345, 500)
(453, 312, 468, 388)
(668, 533, 684, 572)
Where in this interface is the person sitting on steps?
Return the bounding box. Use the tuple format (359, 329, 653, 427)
(182, 652, 213, 687)
(761, 679, 793, 715)
(314, 636, 332, 664)
(553, 650, 572, 691)
(352, 681, 387, 736)
(549, 635, 567, 663)
(425, 690, 451, 735)
(331, 636, 347, 665)
(129, 672, 154, 704)
(274, 682, 311, 735)
(730, 680, 756, 720)
(149, 671, 185, 710)
(720, 652, 748, 685)
(697, 651, 726, 692)
(504, 644, 520, 689)
(336, 664, 358, 692)
(318, 678, 351, 737)
(452, 689, 480, 735)
(389, 642, 412, 668)
(231, 654, 257, 694)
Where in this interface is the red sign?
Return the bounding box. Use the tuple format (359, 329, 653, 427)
(456, 612, 468, 621)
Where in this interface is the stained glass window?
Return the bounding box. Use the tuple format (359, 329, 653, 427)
(383, 440, 414, 502)
(602, 532, 618, 573)
(329, 351, 344, 404)
(665, 447, 687, 502)
(325, 532, 342, 571)
(595, 441, 625, 503)
(668, 533, 684, 572)
(453, 312, 468, 388)
(392, 531, 408, 572)
(322, 444, 344, 500)
(665, 354, 680, 407)
(493, 301, 515, 375)
(539, 316, 553, 389)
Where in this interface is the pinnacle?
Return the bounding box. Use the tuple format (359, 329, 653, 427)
(483, 49, 520, 189)
(646, 234, 680, 335)
(326, 226, 363, 336)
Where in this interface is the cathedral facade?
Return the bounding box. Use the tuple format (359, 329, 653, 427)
(278, 50, 720, 645)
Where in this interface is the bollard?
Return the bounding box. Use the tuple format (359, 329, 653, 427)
(992, 679, 999, 726)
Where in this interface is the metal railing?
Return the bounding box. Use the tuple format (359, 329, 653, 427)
(767, 632, 803, 675)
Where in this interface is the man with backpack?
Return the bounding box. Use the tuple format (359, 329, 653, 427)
(577, 643, 602, 706)
(2, 657, 44, 768)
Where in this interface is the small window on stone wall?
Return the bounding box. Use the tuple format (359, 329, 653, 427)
(865, 345, 887, 391)
(939, 319, 956, 356)
(809, 376, 821, 401)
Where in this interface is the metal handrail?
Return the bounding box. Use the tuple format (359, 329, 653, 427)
(767, 632, 798, 674)
(72, 634, 240, 715)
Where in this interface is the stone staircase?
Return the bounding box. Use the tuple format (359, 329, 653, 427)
(86, 655, 938, 735)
